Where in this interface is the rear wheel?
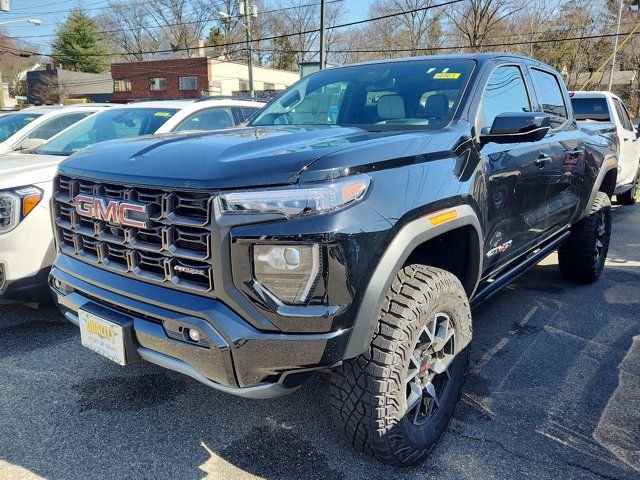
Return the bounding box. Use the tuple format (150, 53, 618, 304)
(617, 172, 639, 205)
(558, 191, 612, 283)
(329, 265, 472, 466)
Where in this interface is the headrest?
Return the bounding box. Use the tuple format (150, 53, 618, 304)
(424, 94, 448, 118)
(377, 94, 405, 119)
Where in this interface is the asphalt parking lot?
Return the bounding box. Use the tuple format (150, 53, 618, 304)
(0, 204, 638, 480)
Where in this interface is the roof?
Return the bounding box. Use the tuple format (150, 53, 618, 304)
(570, 91, 621, 99)
(340, 52, 548, 68)
(19, 105, 64, 113)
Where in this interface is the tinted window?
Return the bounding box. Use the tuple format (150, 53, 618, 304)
(570, 97, 611, 121)
(478, 65, 531, 133)
(23, 112, 92, 141)
(176, 107, 235, 131)
(251, 59, 475, 129)
(37, 108, 177, 156)
(0, 113, 42, 142)
(233, 107, 260, 123)
(530, 68, 567, 125)
(614, 99, 634, 131)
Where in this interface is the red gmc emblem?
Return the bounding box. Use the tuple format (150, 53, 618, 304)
(75, 195, 149, 229)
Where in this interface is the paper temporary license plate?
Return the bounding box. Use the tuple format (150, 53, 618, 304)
(79, 309, 126, 366)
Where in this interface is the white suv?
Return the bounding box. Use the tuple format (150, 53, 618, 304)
(0, 97, 264, 305)
(0, 104, 112, 154)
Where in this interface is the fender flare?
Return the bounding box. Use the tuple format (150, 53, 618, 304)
(585, 160, 618, 216)
(343, 204, 483, 359)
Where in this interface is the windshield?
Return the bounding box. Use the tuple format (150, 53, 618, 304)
(571, 97, 611, 121)
(0, 113, 43, 142)
(37, 107, 178, 156)
(250, 59, 475, 130)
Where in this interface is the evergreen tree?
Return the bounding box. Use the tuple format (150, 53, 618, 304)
(52, 10, 109, 73)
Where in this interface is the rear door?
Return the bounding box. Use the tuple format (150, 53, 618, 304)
(528, 67, 584, 234)
(611, 97, 639, 186)
(475, 63, 551, 272)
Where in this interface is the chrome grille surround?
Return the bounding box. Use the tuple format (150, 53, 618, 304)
(54, 175, 215, 295)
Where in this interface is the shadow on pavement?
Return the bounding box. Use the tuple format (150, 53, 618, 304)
(0, 206, 638, 480)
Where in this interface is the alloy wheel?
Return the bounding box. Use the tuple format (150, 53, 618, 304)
(405, 312, 456, 425)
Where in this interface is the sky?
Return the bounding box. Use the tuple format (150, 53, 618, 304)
(0, 0, 375, 53)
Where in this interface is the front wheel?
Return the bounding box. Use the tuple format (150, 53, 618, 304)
(558, 191, 612, 283)
(329, 265, 472, 466)
(617, 172, 639, 205)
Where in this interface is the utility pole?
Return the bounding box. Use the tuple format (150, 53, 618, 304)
(319, 0, 326, 69)
(243, 0, 255, 96)
(608, 0, 624, 92)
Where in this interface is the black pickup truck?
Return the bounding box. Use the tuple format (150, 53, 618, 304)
(49, 54, 617, 465)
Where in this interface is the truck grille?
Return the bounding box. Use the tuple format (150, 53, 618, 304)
(53, 175, 215, 295)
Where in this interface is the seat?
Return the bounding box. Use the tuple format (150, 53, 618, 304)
(423, 94, 449, 121)
(377, 94, 406, 121)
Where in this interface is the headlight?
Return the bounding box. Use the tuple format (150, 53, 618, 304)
(253, 244, 320, 305)
(0, 186, 43, 235)
(220, 174, 370, 217)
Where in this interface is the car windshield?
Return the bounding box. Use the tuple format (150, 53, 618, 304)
(571, 97, 611, 121)
(0, 113, 43, 142)
(250, 59, 475, 130)
(36, 107, 178, 156)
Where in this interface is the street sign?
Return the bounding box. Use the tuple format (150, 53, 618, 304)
(0, 0, 9, 12)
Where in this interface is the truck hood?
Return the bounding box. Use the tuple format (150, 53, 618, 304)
(58, 126, 455, 189)
(0, 153, 63, 189)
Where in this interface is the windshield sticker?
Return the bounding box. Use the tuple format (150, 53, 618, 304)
(154, 112, 172, 117)
(433, 73, 461, 79)
(24, 117, 36, 121)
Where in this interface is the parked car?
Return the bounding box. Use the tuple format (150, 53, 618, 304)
(48, 54, 617, 465)
(570, 91, 640, 204)
(0, 97, 264, 304)
(0, 104, 113, 154)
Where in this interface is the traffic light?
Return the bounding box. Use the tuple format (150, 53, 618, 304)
(0, 0, 10, 12)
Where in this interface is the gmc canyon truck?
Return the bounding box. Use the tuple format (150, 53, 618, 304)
(49, 54, 617, 466)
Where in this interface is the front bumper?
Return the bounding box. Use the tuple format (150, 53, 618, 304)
(0, 200, 55, 304)
(50, 255, 350, 398)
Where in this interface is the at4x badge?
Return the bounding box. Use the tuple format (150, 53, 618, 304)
(487, 240, 512, 258)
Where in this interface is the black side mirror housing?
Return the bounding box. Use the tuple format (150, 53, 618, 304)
(480, 112, 552, 145)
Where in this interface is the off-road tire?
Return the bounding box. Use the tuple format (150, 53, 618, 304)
(616, 172, 639, 205)
(329, 265, 472, 466)
(558, 191, 612, 283)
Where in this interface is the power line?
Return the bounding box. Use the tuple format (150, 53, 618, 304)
(1, 0, 344, 34)
(1, 0, 463, 57)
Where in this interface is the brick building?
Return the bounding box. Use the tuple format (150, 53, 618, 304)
(110, 57, 299, 101)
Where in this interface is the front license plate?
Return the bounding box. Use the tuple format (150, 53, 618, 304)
(79, 309, 126, 366)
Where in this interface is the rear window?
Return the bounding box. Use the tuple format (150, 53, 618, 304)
(571, 97, 611, 121)
(530, 68, 567, 126)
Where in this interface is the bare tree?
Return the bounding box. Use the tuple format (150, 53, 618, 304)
(448, 0, 524, 50)
(267, 0, 344, 66)
(97, 2, 160, 61)
(0, 31, 41, 96)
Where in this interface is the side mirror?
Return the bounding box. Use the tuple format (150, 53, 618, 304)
(480, 112, 552, 145)
(13, 137, 46, 152)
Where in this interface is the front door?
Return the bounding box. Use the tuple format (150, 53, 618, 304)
(476, 64, 551, 275)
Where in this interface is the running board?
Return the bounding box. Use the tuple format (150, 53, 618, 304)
(470, 231, 571, 309)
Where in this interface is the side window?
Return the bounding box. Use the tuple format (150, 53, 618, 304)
(478, 65, 531, 133)
(175, 107, 235, 132)
(614, 99, 634, 131)
(530, 68, 567, 126)
(24, 112, 91, 141)
(232, 107, 259, 124)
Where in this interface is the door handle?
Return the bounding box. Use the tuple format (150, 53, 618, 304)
(534, 154, 552, 168)
(565, 148, 584, 157)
